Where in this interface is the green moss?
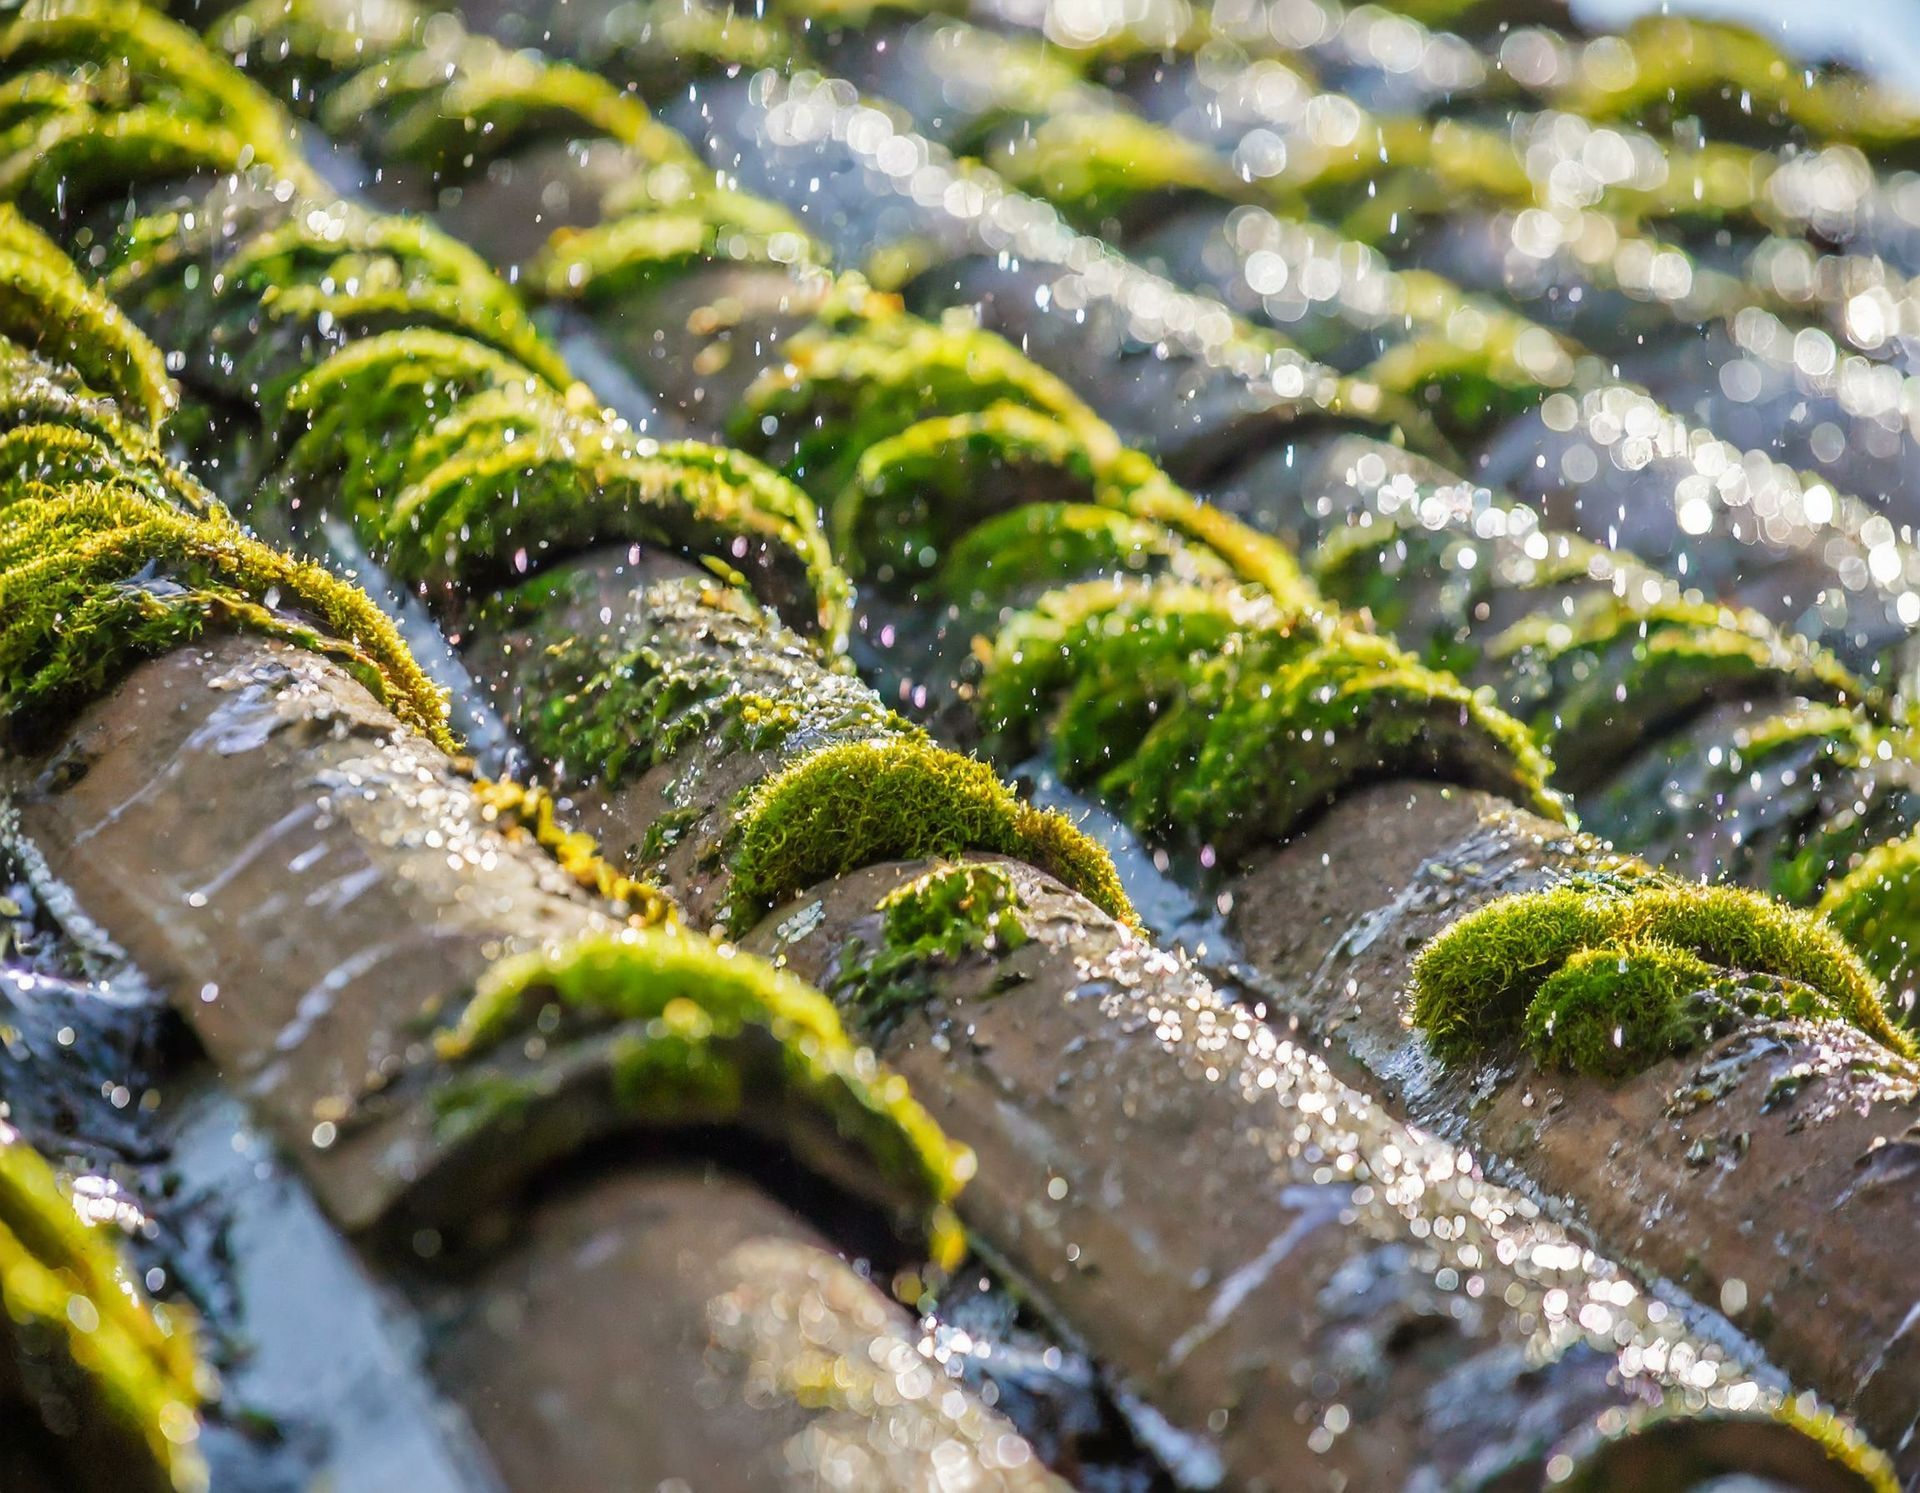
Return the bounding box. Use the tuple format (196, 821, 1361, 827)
(1360, 288, 1575, 442)
(1521, 943, 1843, 1079)
(985, 110, 1252, 230)
(582, 0, 793, 78)
(0, 482, 453, 749)
(979, 576, 1563, 860)
(317, 28, 685, 176)
(1819, 833, 1920, 1017)
(942, 502, 1235, 609)
(535, 193, 820, 305)
(0, 1130, 208, 1493)
(832, 863, 1030, 1027)
(210, 0, 420, 92)
(0, 208, 174, 428)
(0, 0, 290, 147)
(274, 328, 550, 485)
(830, 402, 1307, 600)
(1493, 592, 1868, 761)
(729, 737, 1136, 933)
(438, 929, 974, 1268)
(379, 407, 848, 646)
(506, 575, 893, 794)
(1559, 15, 1920, 155)
(470, 777, 677, 927)
(0, 361, 206, 513)
(1411, 874, 1912, 1074)
(729, 308, 1095, 498)
(0, 104, 288, 216)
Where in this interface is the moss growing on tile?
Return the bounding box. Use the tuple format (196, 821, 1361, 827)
(1819, 832, 1920, 1018)
(1411, 873, 1912, 1073)
(832, 862, 1030, 1027)
(729, 309, 1096, 497)
(942, 502, 1235, 609)
(317, 27, 682, 175)
(1492, 592, 1868, 766)
(470, 777, 678, 928)
(0, 1130, 209, 1492)
(0, 482, 452, 748)
(984, 109, 1252, 230)
(728, 737, 1135, 933)
(979, 576, 1562, 859)
(536, 186, 818, 305)
(0, 207, 174, 428)
(831, 402, 1307, 599)
(439, 930, 974, 1269)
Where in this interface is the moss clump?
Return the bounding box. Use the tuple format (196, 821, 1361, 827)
(0, 482, 453, 748)
(942, 502, 1235, 610)
(0, 104, 282, 217)
(1492, 592, 1869, 773)
(1522, 944, 1842, 1079)
(979, 576, 1562, 860)
(830, 402, 1307, 601)
(1819, 833, 1920, 1020)
(1361, 302, 1576, 443)
(729, 737, 1135, 933)
(0, 206, 174, 429)
(984, 109, 1251, 230)
(729, 308, 1095, 498)
(536, 181, 819, 305)
(1559, 14, 1920, 157)
(438, 930, 973, 1269)
(316, 26, 682, 177)
(833, 863, 1030, 1028)
(469, 777, 677, 928)
(0, 1129, 209, 1493)
(1411, 874, 1913, 1074)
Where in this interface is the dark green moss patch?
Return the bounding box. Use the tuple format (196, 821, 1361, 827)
(832, 862, 1030, 1028)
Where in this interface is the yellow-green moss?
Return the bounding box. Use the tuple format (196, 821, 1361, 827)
(0, 360, 206, 513)
(984, 109, 1252, 230)
(832, 862, 1030, 1027)
(979, 576, 1563, 859)
(439, 930, 973, 1269)
(0, 0, 285, 145)
(470, 777, 677, 928)
(317, 28, 683, 174)
(728, 737, 1136, 933)
(1552, 1397, 1897, 1493)
(0, 104, 283, 215)
(1819, 833, 1920, 1016)
(536, 185, 819, 304)
(0, 207, 173, 428)
(0, 482, 453, 748)
(830, 401, 1307, 600)
(1558, 15, 1920, 156)
(1411, 873, 1912, 1073)
(1493, 592, 1870, 755)
(942, 502, 1236, 608)
(503, 574, 892, 793)
(729, 308, 1095, 498)
(0, 1129, 208, 1493)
